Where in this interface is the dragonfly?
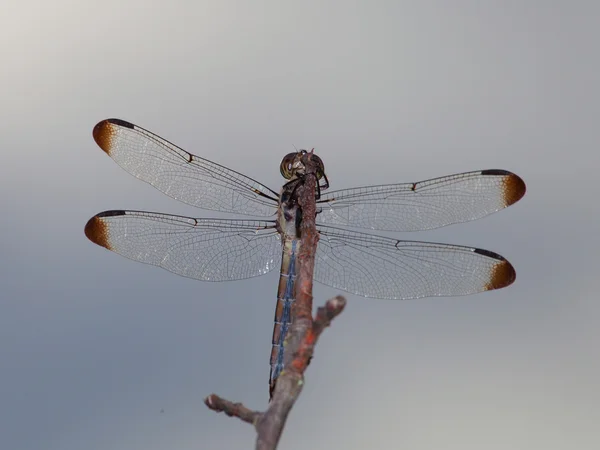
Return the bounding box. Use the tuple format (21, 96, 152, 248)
(85, 119, 526, 397)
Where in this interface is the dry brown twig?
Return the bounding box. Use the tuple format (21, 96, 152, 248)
(204, 152, 346, 450)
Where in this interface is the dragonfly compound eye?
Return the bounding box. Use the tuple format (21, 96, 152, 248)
(310, 153, 326, 181)
(280, 153, 299, 179)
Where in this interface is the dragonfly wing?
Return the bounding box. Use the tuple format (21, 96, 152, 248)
(92, 119, 280, 216)
(314, 226, 515, 299)
(85, 211, 282, 281)
(317, 170, 526, 231)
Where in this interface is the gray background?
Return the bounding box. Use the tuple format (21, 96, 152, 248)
(1, 1, 598, 449)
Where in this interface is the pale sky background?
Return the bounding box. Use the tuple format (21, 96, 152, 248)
(1, 1, 598, 449)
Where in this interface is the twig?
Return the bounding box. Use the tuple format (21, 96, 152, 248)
(204, 395, 261, 425)
(205, 294, 346, 449)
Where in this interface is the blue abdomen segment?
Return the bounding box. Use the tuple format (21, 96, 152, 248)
(269, 239, 299, 394)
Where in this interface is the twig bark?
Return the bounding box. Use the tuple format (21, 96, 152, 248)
(205, 152, 346, 450)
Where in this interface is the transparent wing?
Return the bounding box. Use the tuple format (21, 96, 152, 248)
(314, 226, 515, 299)
(317, 170, 526, 232)
(92, 119, 280, 216)
(85, 210, 282, 281)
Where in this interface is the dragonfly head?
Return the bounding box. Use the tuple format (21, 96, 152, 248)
(280, 150, 327, 187)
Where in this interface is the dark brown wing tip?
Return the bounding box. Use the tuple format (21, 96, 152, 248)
(84, 214, 112, 250)
(489, 259, 516, 290)
(489, 259, 516, 291)
(92, 119, 133, 155)
(502, 172, 527, 206)
(502, 172, 526, 207)
(92, 120, 114, 154)
(473, 248, 516, 290)
(481, 170, 526, 207)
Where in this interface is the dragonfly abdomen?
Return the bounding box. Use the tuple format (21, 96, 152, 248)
(269, 239, 300, 397)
